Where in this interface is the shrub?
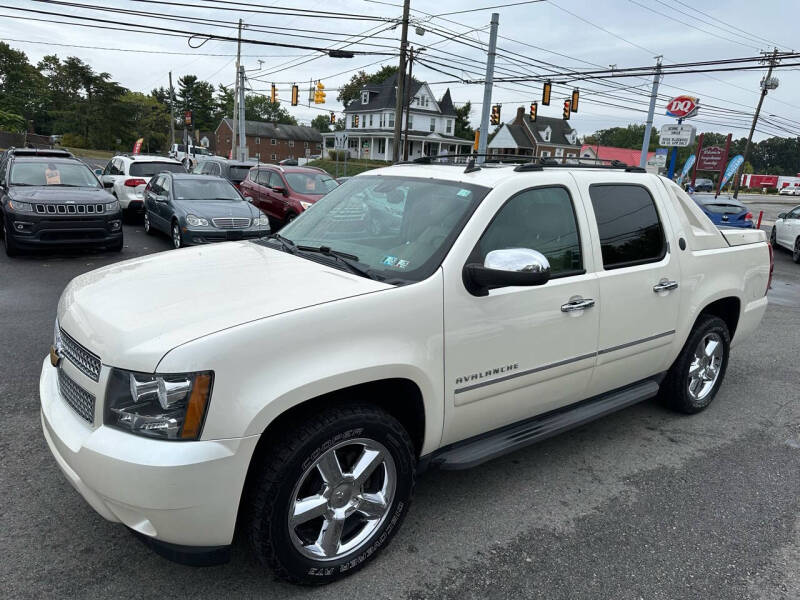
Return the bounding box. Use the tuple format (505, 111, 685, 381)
(61, 133, 87, 148)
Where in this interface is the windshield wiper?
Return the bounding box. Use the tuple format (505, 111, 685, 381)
(266, 233, 298, 255)
(296, 245, 382, 281)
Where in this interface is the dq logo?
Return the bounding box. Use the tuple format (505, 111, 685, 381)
(666, 95, 698, 118)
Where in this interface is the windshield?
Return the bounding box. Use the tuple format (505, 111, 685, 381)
(284, 172, 339, 195)
(173, 178, 241, 201)
(130, 162, 186, 177)
(274, 175, 489, 283)
(10, 161, 100, 187)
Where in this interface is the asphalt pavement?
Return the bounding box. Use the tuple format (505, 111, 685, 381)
(1, 221, 798, 600)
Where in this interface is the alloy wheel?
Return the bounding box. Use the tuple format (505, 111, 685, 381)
(172, 223, 182, 249)
(144, 213, 150, 233)
(687, 332, 724, 402)
(287, 438, 396, 561)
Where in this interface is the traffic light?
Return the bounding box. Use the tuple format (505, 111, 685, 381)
(270, 84, 277, 103)
(571, 89, 579, 113)
(529, 101, 537, 122)
(291, 84, 299, 106)
(562, 98, 571, 120)
(353, 114, 359, 128)
(473, 129, 480, 151)
(330, 112, 336, 124)
(490, 104, 501, 126)
(542, 80, 552, 106)
(314, 81, 326, 104)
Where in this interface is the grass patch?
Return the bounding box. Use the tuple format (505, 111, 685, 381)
(308, 158, 389, 178)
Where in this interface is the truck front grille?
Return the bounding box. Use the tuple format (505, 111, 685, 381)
(60, 328, 101, 381)
(57, 369, 95, 424)
(35, 203, 105, 215)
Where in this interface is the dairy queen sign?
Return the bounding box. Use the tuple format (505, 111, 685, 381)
(665, 95, 699, 119)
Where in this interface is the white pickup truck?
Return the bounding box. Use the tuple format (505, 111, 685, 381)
(40, 162, 772, 584)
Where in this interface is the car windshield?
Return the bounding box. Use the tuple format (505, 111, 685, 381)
(173, 178, 241, 200)
(10, 161, 100, 187)
(284, 172, 339, 195)
(274, 175, 490, 284)
(130, 162, 186, 177)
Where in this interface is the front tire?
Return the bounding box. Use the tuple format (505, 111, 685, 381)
(770, 227, 777, 248)
(660, 315, 730, 414)
(171, 220, 182, 249)
(794, 237, 800, 263)
(246, 405, 415, 585)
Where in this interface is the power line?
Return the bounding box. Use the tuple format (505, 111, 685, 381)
(433, 1, 544, 17)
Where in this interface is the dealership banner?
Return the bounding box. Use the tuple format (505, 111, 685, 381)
(720, 155, 744, 189)
(677, 154, 696, 185)
(132, 138, 144, 154)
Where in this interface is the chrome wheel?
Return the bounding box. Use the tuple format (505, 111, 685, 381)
(288, 438, 396, 561)
(687, 332, 723, 402)
(172, 222, 182, 249)
(143, 213, 151, 233)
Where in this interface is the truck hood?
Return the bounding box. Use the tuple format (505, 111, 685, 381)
(57, 241, 391, 372)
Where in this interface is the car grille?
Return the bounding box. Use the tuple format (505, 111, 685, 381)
(35, 203, 105, 215)
(212, 217, 251, 229)
(57, 368, 95, 424)
(60, 328, 101, 382)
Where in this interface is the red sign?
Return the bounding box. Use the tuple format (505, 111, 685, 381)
(697, 146, 725, 171)
(665, 95, 698, 118)
(132, 137, 144, 155)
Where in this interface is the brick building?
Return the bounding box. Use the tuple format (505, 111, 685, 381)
(215, 119, 323, 162)
(488, 106, 581, 163)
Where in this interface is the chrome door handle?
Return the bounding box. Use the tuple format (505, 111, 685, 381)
(653, 279, 679, 293)
(561, 298, 595, 312)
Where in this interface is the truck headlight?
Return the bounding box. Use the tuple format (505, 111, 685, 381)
(105, 368, 213, 440)
(186, 214, 209, 227)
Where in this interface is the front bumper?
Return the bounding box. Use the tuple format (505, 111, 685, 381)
(6, 211, 123, 248)
(184, 227, 269, 245)
(39, 357, 260, 549)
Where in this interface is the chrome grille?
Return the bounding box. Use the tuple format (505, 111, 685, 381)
(212, 217, 251, 229)
(57, 369, 95, 424)
(35, 203, 104, 215)
(60, 328, 101, 381)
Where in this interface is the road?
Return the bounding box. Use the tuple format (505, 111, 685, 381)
(1, 221, 798, 600)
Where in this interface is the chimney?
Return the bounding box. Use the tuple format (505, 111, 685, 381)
(514, 106, 525, 126)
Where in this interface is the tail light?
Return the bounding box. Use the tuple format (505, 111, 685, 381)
(124, 178, 147, 187)
(744, 212, 753, 220)
(766, 242, 774, 295)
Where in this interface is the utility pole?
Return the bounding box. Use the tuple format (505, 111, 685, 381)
(733, 48, 779, 199)
(402, 47, 415, 161)
(238, 65, 247, 160)
(391, 0, 411, 163)
(640, 56, 662, 168)
(232, 18, 243, 159)
(168, 71, 176, 149)
(476, 13, 499, 164)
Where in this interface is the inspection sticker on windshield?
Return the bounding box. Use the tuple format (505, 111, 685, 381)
(382, 256, 399, 266)
(396, 259, 409, 269)
(457, 189, 471, 197)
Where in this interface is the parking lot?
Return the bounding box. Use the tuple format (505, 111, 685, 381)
(1, 219, 798, 600)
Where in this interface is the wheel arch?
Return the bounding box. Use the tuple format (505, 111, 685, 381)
(695, 296, 741, 339)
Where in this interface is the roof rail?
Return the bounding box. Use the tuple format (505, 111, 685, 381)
(7, 147, 73, 158)
(396, 153, 649, 174)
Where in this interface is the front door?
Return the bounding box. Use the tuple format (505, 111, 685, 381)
(577, 179, 682, 397)
(443, 184, 600, 445)
(777, 206, 800, 250)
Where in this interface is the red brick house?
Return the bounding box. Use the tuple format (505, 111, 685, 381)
(215, 118, 323, 161)
(487, 106, 581, 163)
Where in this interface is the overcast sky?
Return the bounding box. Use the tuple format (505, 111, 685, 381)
(3, 0, 799, 141)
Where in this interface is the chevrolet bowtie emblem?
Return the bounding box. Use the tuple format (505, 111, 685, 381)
(49, 344, 62, 368)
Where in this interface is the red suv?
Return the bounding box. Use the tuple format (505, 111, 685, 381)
(240, 165, 338, 226)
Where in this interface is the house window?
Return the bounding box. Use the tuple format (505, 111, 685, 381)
(271, 153, 277, 160)
(408, 114, 413, 129)
(388, 113, 395, 127)
(430, 118, 436, 132)
(369, 114, 373, 126)
(540, 150, 551, 157)
(555, 148, 564, 157)
(288, 140, 294, 147)
(379, 113, 385, 128)
(566, 152, 575, 158)
(361, 91, 369, 104)
(446, 120, 453, 134)
(304, 141, 309, 148)
(271, 138, 277, 145)
(255, 137, 260, 145)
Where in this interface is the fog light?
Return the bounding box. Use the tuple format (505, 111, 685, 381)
(110, 220, 121, 231)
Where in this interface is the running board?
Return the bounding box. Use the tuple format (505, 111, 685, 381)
(429, 379, 660, 470)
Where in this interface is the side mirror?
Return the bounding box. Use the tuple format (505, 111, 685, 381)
(272, 186, 289, 196)
(777, 213, 786, 220)
(244, 196, 254, 203)
(463, 248, 551, 297)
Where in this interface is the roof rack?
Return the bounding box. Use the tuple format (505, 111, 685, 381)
(7, 147, 73, 158)
(399, 153, 647, 174)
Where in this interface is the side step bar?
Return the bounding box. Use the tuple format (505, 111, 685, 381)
(428, 379, 660, 470)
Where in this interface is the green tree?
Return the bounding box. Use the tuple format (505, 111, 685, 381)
(337, 65, 398, 106)
(176, 75, 216, 130)
(0, 43, 45, 128)
(245, 96, 297, 124)
(310, 114, 331, 133)
(454, 101, 474, 140)
(119, 91, 171, 153)
(0, 109, 26, 132)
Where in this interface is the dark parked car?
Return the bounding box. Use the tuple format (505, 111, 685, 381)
(197, 157, 256, 191)
(692, 193, 754, 228)
(0, 148, 122, 257)
(240, 164, 338, 227)
(690, 178, 714, 192)
(143, 172, 270, 249)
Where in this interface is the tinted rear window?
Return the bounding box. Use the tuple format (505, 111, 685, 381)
(229, 166, 252, 182)
(130, 162, 186, 177)
(589, 184, 666, 269)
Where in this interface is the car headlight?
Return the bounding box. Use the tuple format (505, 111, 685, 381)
(299, 201, 313, 210)
(104, 368, 213, 440)
(107, 200, 121, 213)
(8, 200, 33, 212)
(252, 216, 270, 227)
(186, 214, 209, 227)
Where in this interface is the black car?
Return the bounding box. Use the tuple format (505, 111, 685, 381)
(0, 148, 122, 257)
(693, 178, 714, 192)
(197, 157, 257, 191)
(143, 172, 270, 249)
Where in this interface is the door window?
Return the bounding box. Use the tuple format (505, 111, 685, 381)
(161, 176, 171, 197)
(268, 172, 285, 189)
(476, 186, 583, 277)
(255, 169, 270, 186)
(589, 184, 666, 270)
(150, 175, 163, 195)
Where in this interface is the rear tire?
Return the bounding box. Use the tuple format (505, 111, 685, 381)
(143, 212, 155, 236)
(660, 315, 730, 414)
(171, 220, 182, 249)
(246, 405, 415, 585)
(794, 237, 800, 263)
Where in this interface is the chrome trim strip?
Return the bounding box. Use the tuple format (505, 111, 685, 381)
(453, 330, 675, 394)
(597, 330, 676, 355)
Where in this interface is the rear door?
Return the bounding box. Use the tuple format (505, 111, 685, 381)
(576, 177, 682, 397)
